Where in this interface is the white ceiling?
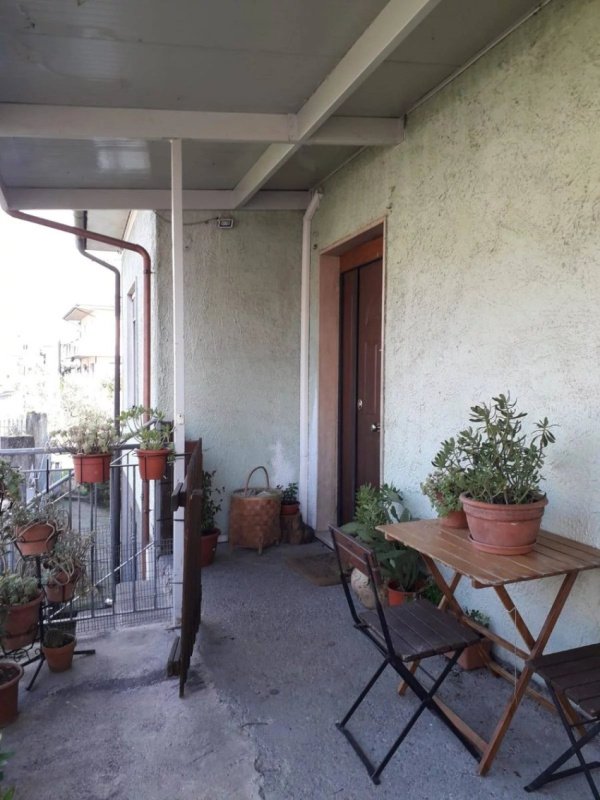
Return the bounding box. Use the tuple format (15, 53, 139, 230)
(0, 0, 543, 209)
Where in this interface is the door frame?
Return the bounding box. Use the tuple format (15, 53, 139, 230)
(315, 218, 386, 532)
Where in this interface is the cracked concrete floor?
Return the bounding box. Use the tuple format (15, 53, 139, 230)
(3, 541, 597, 799)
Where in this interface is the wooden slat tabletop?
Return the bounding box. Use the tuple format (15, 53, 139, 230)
(378, 520, 600, 587)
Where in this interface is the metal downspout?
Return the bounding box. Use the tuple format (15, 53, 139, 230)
(73, 210, 122, 583)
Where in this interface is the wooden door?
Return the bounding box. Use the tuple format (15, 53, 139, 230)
(339, 242, 383, 523)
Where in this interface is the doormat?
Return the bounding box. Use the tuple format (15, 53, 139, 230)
(285, 553, 341, 586)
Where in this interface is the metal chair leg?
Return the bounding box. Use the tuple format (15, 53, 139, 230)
(337, 658, 389, 728)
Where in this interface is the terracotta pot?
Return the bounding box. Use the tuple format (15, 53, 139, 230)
(447, 639, 492, 670)
(73, 453, 111, 484)
(439, 509, 468, 529)
(15, 521, 57, 557)
(280, 502, 300, 516)
(1, 592, 43, 651)
(42, 634, 76, 672)
(0, 661, 24, 726)
(387, 582, 418, 606)
(461, 493, 548, 555)
(45, 570, 80, 604)
(136, 449, 170, 481)
(199, 529, 220, 567)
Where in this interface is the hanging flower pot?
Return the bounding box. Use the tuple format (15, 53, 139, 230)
(1, 591, 43, 651)
(136, 449, 170, 481)
(73, 453, 111, 484)
(14, 521, 57, 557)
(42, 630, 76, 672)
(0, 661, 24, 726)
(44, 569, 80, 604)
(199, 528, 220, 567)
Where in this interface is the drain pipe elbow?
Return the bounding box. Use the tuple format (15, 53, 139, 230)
(299, 190, 322, 528)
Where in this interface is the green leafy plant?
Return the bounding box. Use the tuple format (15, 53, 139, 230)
(0, 733, 15, 800)
(0, 459, 21, 532)
(341, 483, 421, 592)
(456, 393, 555, 505)
(201, 470, 225, 532)
(9, 495, 68, 536)
(51, 409, 119, 454)
(421, 581, 444, 606)
(43, 531, 93, 595)
(0, 574, 39, 607)
(465, 608, 490, 628)
(119, 406, 173, 451)
(421, 438, 467, 515)
(277, 482, 298, 505)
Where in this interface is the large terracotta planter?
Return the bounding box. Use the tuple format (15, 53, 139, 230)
(45, 570, 80, 604)
(461, 493, 548, 555)
(1, 592, 43, 651)
(439, 509, 468, 529)
(42, 633, 76, 672)
(15, 521, 57, 557)
(136, 449, 170, 481)
(73, 453, 111, 484)
(200, 529, 220, 567)
(0, 661, 24, 726)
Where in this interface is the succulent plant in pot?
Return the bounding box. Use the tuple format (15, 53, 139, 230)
(8, 496, 67, 557)
(0, 573, 42, 651)
(199, 470, 225, 567)
(421, 438, 468, 529)
(119, 406, 174, 481)
(457, 393, 556, 555)
(42, 627, 76, 672)
(43, 531, 92, 604)
(51, 410, 119, 484)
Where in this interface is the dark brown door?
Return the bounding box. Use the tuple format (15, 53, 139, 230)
(339, 245, 382, 523)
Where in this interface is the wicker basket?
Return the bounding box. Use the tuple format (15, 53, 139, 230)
(229, 466, 282, 554)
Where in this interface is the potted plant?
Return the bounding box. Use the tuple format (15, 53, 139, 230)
(119, 406, 173, 480)
(0, 662, 24, 728)
(447, 609, 492, 670)
(457, 393, 555, 554)
(200, 470, 225, 567)
(51, 410, 119, 484)
(277, 482, 299, 516)
(342, 484, 422, 607)
(8, 496, 67, 557)
(43, 531, 92, 604)
(41, 627, 76, 672)
(0, 459, 21, 531)
(0, 574, 42, 651)
(421, 439, 468, 528)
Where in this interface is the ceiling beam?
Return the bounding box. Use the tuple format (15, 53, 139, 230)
(0, 103, 402, 146)
(4, 188, 310, 211)
(232, 0, 440, 207)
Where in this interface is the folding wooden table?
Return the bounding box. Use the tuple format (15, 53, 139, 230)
(377, 519, 600, 775)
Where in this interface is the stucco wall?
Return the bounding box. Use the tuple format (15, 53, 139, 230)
(310, 0, 600, 652)
(155, 210, 303, 533)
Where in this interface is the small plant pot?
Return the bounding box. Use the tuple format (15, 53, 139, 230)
(1, 592, 43, 651)
(280, 502, 300, 516)
(43, 634, 76, 672)
(461, 493, 548, 555)
(439, 509, 468, 529)
(73, 453, 111, 484)
(447, 639, 492, 670)
(199, 529, 220, 567)
(387, 582, 419, 606)
(45, 570, 80, 604)
(0, 661, 24, 726)
(136, 449, 170, 481)
(15, 521, 57, 557)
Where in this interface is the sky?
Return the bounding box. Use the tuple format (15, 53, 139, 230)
(0, 210, 115, 348)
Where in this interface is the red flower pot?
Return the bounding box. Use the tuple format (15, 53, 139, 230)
(200, 529, 220, 567)
(45, 570, 80, 604)
(1, 592, 43, 651)
(461, 493, 547, 555)
(439, 509, 468, 529)
(73, 453, 111, 484)
(280, 502, 300, 516)
(15, 522, 57, 557)
(447, 639, 492, 670)
(0, 661, 24, 726)
(136, 449, 170, 481)
(387, 582, 418, 606)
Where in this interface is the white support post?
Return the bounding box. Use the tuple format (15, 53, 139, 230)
(171, 138, 186, 625)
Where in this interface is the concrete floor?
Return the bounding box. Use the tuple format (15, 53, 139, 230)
(3, 541, 597, 799)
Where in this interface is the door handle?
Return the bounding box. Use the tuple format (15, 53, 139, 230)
(370, 423, 381, 433)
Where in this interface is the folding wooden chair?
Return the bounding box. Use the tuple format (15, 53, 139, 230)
(330, 525, 481, 784)
(525, 644, 600, 799)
